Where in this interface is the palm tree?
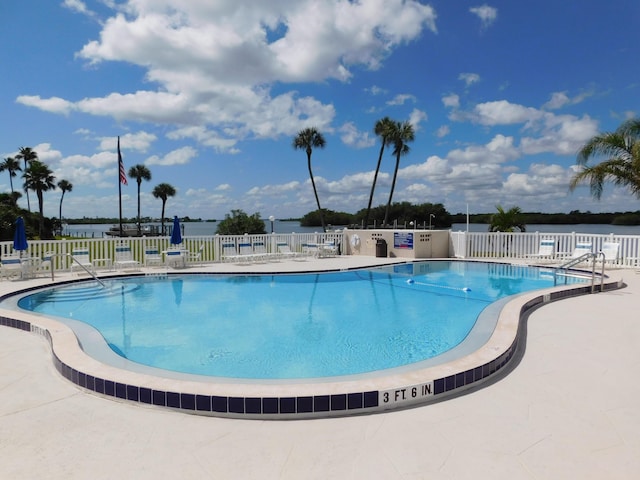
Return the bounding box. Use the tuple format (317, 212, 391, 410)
(152, 183, 176, 235)
(16, 147, 39, 212)
(57, 179, 73, 226)
(570, 118, 640, 200)
(128, 164, 152, 234)
(23, 160, 56, 238)
(293, 127, 327, 232)
(364, 117, 395, 229)
(489, 205, 526, 232)
(383, 121, 415, 227)
(0, 157, 22, 197)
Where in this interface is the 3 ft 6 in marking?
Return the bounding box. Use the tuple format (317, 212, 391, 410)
(381, 383, 433, 404)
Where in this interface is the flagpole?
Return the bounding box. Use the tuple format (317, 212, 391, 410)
(118, 136, 123, 236)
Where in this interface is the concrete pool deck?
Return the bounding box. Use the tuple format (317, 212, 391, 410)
(1, 256, 639, 479)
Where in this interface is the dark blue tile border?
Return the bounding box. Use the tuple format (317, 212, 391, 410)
(0, 273, 621, 418)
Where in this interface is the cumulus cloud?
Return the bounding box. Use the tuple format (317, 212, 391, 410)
(23, 0, 437, 155)
(407, 108, 427, 130)
(97, 132, 157, 153)
(16, 95, 74, 115)
(339, 122, 375, 149)
(459, 72, 480, 87)
(442, 94, 460, 109)
(469, 5, 498, 29)
(146, 146, 198, 166)
(436, 125, 450, 138)
(387, 94, 417, 106)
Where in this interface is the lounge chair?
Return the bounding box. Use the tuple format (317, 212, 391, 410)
(1, 255, 23, 280)
(165, 248, 186, 268)
(188, 244, 205, 266)
(526, 239, 555, 262)
(222, 243, 239, 262)
(302, 243, 320, 257)
(598, 242, 620, 267)
(37, 251, 54, 276)
(572, 242, 593, 259)
(114, 245, 140, 271)
(319, 240, 338, 257)
(277, 242, 303, 260)
(237, 242, 256, 263)
(70, 249, 95, 274)
(251, 241, 271, 262)
(144, 247, 163, 267)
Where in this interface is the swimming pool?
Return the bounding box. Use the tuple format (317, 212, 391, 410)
(0, 260, 609, 418)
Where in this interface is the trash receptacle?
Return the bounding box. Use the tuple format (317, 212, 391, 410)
(376, 238, 387, 258)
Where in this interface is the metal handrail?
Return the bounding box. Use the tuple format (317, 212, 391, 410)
(554, 252, 604, 293)
(49, 253, 106, 288)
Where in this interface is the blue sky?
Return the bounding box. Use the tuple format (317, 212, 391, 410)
(1, 0, 638, 222)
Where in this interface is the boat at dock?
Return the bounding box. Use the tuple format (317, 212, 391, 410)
(104, 224, 163, 237)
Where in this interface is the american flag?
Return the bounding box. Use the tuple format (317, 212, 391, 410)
(118, 136, 128, 185)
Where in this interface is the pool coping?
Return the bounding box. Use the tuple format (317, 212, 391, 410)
(0, 260, 625, 419)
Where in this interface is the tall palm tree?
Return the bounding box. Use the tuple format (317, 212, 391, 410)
(0, 157, 22, 197)
(383, 121, 415, 227)
(489, 205, 526, 232)
(128, 164, 152, 234)
(16, 147, 39, 212)
(152, 183, 176, 235)
(364, 117, 395, 229)
(57, 179, 73, 225)
(23, 160, 56, 238)
(293, 127, 327, 232)
(570, 118, 640, 200)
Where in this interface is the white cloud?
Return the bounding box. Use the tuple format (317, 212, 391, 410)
(408, 108, 428, 130)
(145, 146, 198, 166)
(442, 94, 460, 109)
(471, 100, 542, 126)
(339, 122, 375, 149)
(62, 0, 97, 19)
(97, 132, 157, 153)
(469, 5, 498, 29)
(42, 0, 437, 153)
(542, 89, 595, 110)
(459, 72, 480, 87)
(387, 94, 417, 106)
(436, 125, 450, 138)
(16, 95, 74, 115)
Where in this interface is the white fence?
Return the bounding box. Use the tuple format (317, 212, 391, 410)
(450, 230, 640, 267)
(0, 232, 346, 271)
(3, 230, 640, 272)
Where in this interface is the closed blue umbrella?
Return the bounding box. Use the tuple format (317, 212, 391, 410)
(13, 217, 28, 253)
(170, 216, 182, 245)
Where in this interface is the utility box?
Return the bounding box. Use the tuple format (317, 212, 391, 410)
(376, 238, 388, 257)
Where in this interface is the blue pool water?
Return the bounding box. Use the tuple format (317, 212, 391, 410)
(16, 262, 580, 379)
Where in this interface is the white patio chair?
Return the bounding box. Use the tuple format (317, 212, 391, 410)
(165, 248, 186, 268)
(526, 239, 555, 262)
(277, 242, 303, 260)
(144, 247, 163, 267)
(1, 255, 23, 280)
(188, 244, 205, 266)
(222, 243, 239, 262)
(598, 242, 620, 267)
(70, 249, 95, 274)
(114, 245, 140, 271)
(237, 242, 256, 263)
(251, 241, 272, 262)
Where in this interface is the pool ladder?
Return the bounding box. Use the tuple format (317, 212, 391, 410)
(553, 251, 605, 293)
(49, 253, 106, 288)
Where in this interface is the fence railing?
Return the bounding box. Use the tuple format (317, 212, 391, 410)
(450, 230, 640, 267)
(3, 230, 639, 272)
(0, 232, 347, 272)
